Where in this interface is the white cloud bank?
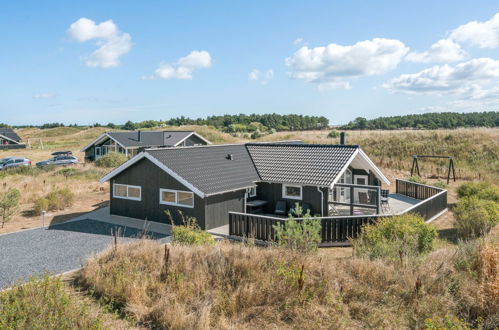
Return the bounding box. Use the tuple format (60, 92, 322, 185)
(146, 51, 212, 80)
(249, 69, 274, 85)
(67, 18, 132, 68)
(285, 38, 409, 90)
(406, 39, 467, 63)
(383, 57, 499, 98)
(450, 13, 499, 48)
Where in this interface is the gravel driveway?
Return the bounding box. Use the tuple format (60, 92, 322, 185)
(0, 219, 170, 289)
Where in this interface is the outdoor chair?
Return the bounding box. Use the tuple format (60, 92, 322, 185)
(274, 201, 287, 216)
(381, 189, 390, 213)
(358, 192, 369, 205)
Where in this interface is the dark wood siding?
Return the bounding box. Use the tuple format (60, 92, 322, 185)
(110, 158, 206, 228)
(85, 145, 95, 161)
(181, 134, 208, 146)
(205, 190, 245, 229)
(257, 182, 325, 216)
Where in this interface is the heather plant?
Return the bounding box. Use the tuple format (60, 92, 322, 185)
(95, 152, 127, 168)
(453, 197, 499, 239)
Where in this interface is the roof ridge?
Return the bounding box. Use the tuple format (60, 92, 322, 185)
(245, 143, 359, 148)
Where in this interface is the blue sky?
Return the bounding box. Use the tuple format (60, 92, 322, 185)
(1, 1, 499, 125)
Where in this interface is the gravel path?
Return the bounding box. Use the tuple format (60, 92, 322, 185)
(0, 219, 170, 289)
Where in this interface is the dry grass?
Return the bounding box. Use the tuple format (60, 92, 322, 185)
(77, 238, 499, 329)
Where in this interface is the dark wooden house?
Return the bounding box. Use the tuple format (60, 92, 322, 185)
(81, 130, 211, 161)
(100, 142, 390, 230)
(0, 128, 25, 149)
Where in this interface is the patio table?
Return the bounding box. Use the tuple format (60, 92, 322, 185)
(246, 200, 268, 214)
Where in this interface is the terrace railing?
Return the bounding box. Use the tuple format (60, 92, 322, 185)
(229, 179, 448, 245)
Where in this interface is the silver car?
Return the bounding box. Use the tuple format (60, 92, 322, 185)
(0, 157, 32, 170)
(36, 155, 79, 167)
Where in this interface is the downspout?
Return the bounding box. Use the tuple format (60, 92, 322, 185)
(317, 186, 324, 216)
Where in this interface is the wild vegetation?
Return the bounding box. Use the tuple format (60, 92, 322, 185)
(33, 187, 74, 215)
(75, 233, 498, 329)
(167, 210, 215, 246)
(94, 152, 127, 168)
(341, 111, 499, 130)
(454, 181, 499, 239)
(0, 275, 104, 329)
(0, 188, 20, 228)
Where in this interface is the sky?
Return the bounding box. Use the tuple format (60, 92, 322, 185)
(1, 0, 499, 126)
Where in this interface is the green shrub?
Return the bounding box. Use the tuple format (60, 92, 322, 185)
(433, 181, 448, 189)
(0, 275, 103, 329)
(351, 214, 438, 260)
(95, 152, 127, 168)
(273, 204, 321, 252)
(457, 181, 499, 202)
(34, 198, 49, 215)
(54, 168, 102, 181)
(327, 130, 340, 138)
(408, 175, 426, 184)
(166, 210, 215, 246)
(33, 188, 74, 213)
(453, 197, 499, 239)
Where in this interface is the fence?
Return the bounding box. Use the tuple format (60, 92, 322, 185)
(229, 179, 447, 245)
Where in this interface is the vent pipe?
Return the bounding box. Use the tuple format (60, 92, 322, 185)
(138, 130, 141, 141)
(226, 154, 234, 160)
(340, 132, 345, 145)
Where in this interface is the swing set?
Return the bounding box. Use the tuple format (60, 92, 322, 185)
(410, 155, 456, 184)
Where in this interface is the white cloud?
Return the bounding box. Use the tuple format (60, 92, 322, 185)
(285, 38, 409, 90)
(147, 51, 212, 80)
(248, 69, 274, 85)
(33, 93, 56, 99)
(450, 13, 499, 48)
(406, 39, 467, 63)
(67, 18, 132, 68)
(293, 37, 304, 45)
(383, 57, 499, 97)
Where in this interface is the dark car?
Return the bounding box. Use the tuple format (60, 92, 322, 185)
(0, 157, 32, 170)
(36, 155, 79, 167)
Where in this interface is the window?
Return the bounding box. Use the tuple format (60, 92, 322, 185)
(160, 189, 194, 208)
(95, 147, 101, 157)
(282, 184, 302, 200)
(248, 186, 256, 198)
(113, 184, 141, 201)
(354, 175, 368, 186)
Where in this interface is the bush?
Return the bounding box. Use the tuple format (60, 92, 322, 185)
(0, 275, 103, 329)
(351, 214, 438, 260)
(0, 188, 20, 228)
(457, 181, 499, 202)
(453, 197, 499, 239)
(95, 152, 127, 168)
(433, 181, 448, 189)
(328, 130, 340, 138)
(408, 175, 427, 184)
(273, 204, 321, 252)
(166, 210, 215, 246)
(33, 188, 74, 213)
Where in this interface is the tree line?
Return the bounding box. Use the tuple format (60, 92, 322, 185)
(340, 112, 499, 130)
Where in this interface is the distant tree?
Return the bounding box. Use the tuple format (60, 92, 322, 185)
(122, 120, 137, 130)
(0, 188, 20, 228)
(106, 123, 116, 129)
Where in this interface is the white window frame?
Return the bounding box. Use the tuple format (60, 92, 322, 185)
(113, 184, 141, 201)
(282, 184, 302, 200)
(159, 188, 194, 208)
(248, 186, 257, 198)
(354, 175, 369, 186)
(95, 146, 102, 157)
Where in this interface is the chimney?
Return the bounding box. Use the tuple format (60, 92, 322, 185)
(226, 154, 234, 161)
(137, 130, 141, 141)
(340, 132, 345, 145)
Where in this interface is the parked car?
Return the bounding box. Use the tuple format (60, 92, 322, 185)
(36, 155, 79, 167)
(0, 157, 32, 170)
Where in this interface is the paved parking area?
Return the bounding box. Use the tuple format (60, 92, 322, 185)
(0, 218, 170, 289)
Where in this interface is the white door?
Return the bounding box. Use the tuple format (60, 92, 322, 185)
(332, 169, 352, 203)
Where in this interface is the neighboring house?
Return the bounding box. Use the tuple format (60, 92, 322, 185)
(100, 142, 390, 230)
(81, 130, 211, 161)
(0, 128, 25, 149)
